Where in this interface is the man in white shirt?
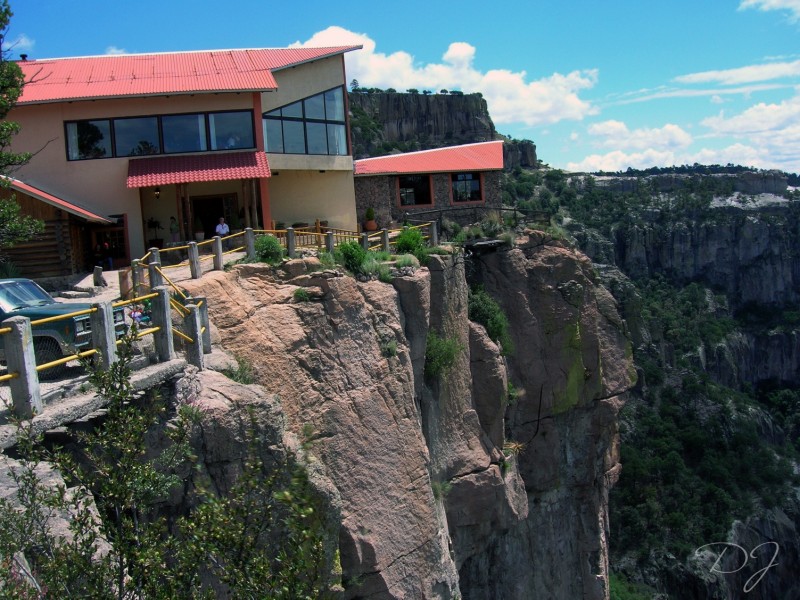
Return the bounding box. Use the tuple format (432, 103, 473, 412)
(215, 217, 230, 249)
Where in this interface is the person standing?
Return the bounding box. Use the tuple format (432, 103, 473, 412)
(169, 216, 179, 242)
(215, 217, 229, 237)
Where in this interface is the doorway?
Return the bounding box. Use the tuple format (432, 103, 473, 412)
(191, 194, 236, 238)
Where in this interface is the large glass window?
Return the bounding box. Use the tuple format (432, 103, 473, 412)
(65, 110, 255, 160)
(66, 120, 112, 160)
(162, 113, 207, 153)
(262, 86, 348, 156)
(399, 175, 432, 206)
(209, 111, 254, 150)
(114, 116, 160, 156)
(452, 172, 483, 202)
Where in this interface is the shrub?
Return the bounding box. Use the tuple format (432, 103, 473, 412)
(377, 264, 393, 283)
(394, 228, 425, 255)
(380, 339, 397, 357)
(468, 286, 514, 355)
(254, 234, 284, 263)
(293, 287, 311, 302)
(424, 331, 462, 378)
(222, 355, 256, 384)
(317, 251, 336, 268)
(360, 255, 380, 277)
(395, 253, 420, 269)
(335, 241, 367, 273)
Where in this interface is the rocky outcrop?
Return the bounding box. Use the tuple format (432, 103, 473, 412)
(182, 237, 634, 599)
(590, 172, 788, 196)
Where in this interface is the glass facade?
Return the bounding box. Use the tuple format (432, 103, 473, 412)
(65, 110, 255, 161)
(452, 172, 483, 202)
(263, 86, 348, 156)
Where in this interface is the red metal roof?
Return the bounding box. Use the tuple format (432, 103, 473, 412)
(354, 141, 505, 176)
(3, 177, 111, 223)
(17, 46, 361, 105)
(127, 151, 271, 187)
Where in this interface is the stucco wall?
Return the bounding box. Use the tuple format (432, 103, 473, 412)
(267, 170, 356, 231)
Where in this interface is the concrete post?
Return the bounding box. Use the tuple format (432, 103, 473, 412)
(326, 231, 335, 254)
(151, 286, 175, 362)
(381, 229, 390, 253)
(212, 236, 223, 270)
(148, 259, 163, 290)
(90, 302, 117, 370)
(193, 296, 212, 354)
(361, 232, 370, 251)
(286, 227, 296, 258)
(184, 303, 204, 370)
(188, 242, 200, 279)
(245, 227, 256, 260)
(3, 316, 42, 418)
(149, 247, 161, 265)
(429, 222, 439, 247)
(131, 259, 141, 297)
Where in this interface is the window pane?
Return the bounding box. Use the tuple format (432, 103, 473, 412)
(264, 119, 284, 153)
(67, 119, 111, 160)
(327, 124, 347, 155)
(162, 113, 207, 153)
(304, 93, 325, 120)
(452, 172, 482, 202)
(325, 88, 345, 121)
(282, 101, 303, 118)
(307, 122, 327, 154)
(399, 175, 431, 205)
(208, 111, 254, 150)
(283, 120, 306, 153)
(114, 117, 160, 156)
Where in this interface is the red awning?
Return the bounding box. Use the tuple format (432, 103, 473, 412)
(2, 177, 112, 223)
(127, 151, 271, 188)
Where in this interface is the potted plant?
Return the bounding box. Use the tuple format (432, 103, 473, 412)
(364, 207, 378, 231)
(193, 216, 205, 241)
(146, 218, 164, 248)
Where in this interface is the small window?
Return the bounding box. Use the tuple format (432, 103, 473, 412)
(66, 119, 112, 160)
(264, 119, 284, 153)
(399, 175, 432, 206)
(114, 116, 160, 156)
(452, 172, 482, 202)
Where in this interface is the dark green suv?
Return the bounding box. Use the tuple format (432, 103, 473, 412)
(0, 278, 126, 380)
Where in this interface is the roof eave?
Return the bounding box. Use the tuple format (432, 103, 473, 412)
(16, 87, 279, 106)
(271, 45, 363, 72)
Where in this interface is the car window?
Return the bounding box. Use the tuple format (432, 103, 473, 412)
(0, 280, 56, 312)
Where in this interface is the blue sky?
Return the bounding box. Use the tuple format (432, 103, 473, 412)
(7, 0, 800, 174)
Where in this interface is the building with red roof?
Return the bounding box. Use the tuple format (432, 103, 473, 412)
(354, 141, 505, 229)
(8, 46, 361, 267)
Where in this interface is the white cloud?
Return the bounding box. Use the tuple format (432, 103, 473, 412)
(613, 83, 788, 105)
(105, 46, 127, 55)
(674, 59, 800, 85)
(739, 0, 800, 22)
(294, 26, 598, 127)
(2, 33, 34, 56)
(587, 120, 693, 151)
(566, 143, 768, 173)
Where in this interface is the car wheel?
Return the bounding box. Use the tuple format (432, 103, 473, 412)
(33, 338, 68, 380)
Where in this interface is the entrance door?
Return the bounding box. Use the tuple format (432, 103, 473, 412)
(191, 194, 236, 238)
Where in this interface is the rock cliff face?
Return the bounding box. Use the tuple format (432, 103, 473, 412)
(182, 236, 634, 599)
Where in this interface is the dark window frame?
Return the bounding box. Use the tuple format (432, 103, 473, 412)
(450, 171, 485, 204)
(64, 109, 256, 161)
(262, 86, 349, 156)
(397, 174, 434, 207)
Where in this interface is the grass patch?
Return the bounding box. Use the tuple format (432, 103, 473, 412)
(221, 355, 255, 385)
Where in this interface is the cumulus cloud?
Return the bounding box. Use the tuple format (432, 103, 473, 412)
(105, 46, 127, 55)
(587, 120, 693, 151)
(294, 26, 598, 127)
(2, 33, 34, 56)
(739, 0, 800, 22)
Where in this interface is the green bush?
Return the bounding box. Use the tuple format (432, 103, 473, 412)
(335, 241, 367, 273)
(293, 288, 311, 302)
(395, 253, 420, 269)
(468, 286, 514, 355)
(222, 355, 255, 384)
(424, 331, 462, 378)
(394, 228, 425, 254)
(254, 234, 284, 263)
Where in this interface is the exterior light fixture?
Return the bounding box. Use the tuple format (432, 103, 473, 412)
(154, 187, 161, 200)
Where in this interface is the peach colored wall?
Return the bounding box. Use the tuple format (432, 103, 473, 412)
(9, 94, 254, 257)
(268, 170, 356, 231)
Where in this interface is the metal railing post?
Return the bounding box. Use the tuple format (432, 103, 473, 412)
(213, 235, 223, 270)
(90, 301, 117, 370)
(151, 286, 175, 362)
(3, 316, 41, 418)
(245, 227, 256, 259)
(184, 303, 204, 370)
(188, 242, 200, 279)
(286, 227, 296, 258)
